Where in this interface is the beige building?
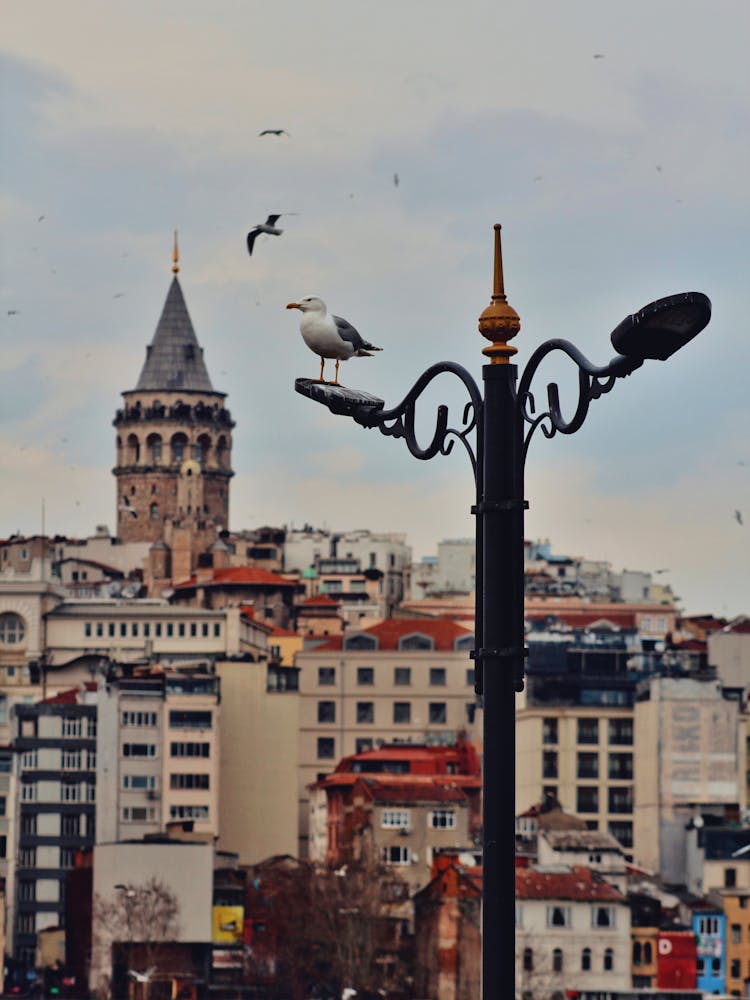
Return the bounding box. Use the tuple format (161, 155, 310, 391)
(634, 673, 744, 883)
(516, 700, 636, 850)
(294, 617, 478, 854)
(217, 656, 299, 865)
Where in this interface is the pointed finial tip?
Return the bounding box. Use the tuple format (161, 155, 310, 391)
(172, 230, 180, 274)
(478, 222, 520, 363)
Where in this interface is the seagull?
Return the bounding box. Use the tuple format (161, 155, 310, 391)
(393, 173, 399, 187)
(119, 500, 137, 519)
(735, 510, 744, 525)
(246, 215, 283, 256)
(593, 53, 605, 59)
(259, 129, 289, 137)
(7, 310, 20, 316)
(286, 296, 383, 385)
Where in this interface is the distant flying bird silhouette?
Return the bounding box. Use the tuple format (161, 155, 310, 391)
(259, 129, 289, 137)
(593, 53, 605, 59)
(393, 173, 399, 187)
(37, 215, 46, 222)
(246, 215, 283, 256)
(735, 510, 744, 525)
(7, 310, 20, 316)
(118, 499, 137, 519)
(113, 293, 125, 299)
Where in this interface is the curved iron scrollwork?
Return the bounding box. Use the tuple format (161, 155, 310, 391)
(352, 362, 483, 482)
(517, 339, 644, 466)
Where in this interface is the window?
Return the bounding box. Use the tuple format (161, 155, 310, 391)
(170, 773, 210, 790)
(317, 737, 335, 760)
(155, 623, 162, 637)
(543, 718, 558, 744)
(543, 751, 558, 779)
(394, 667, 411, 686)
(122, 711, 158, 727)
(120, 623, 127, 637)
(382, 809, 410, 829)
(357, 667, 374, 686)
(109, 622, 116, 637)
(633, 940, 642, 965)
(87, 718, 97, 738)
(581, 947, 591, 971)
(178, 623, 186, 637)
(393, 702, 411, 724)
(131, 622, 139, 637)
(123, 743, 157, 758)
(603, 948, 614, 971)
(170, 742, 210, 758)
(523, 948, 533, 972)
(699, 915, 720, 935)
(731, 957, 741, 978)
(61, 782, 82, 802)
(725, 867, 737, 888)
(552, 948, 563, 973)
(593, 906, 615, 928)
(577, 786, 598, 813)
(429, 702, 447, 724)
(167, 623, 174, 637)
(608, 786, 633, 814)
(21, 783, 36, 801)
(214, 624, 220, 637)
(0, 795, 5, 816)
(546, 905, 571, 928)
(577, 752, 599, 779)
(21, 814, 37, 836)
(123, 774, 157, 790)
(608, 718, 633, 745)
(62, 717, 82, 738)
(19, 847, 35, 867)
(399, 633, 433, 651)
(0, 613, 26, 644)
(344, 633, 378, 651)
(732, 923, 742, 944)
(18, 880, 36, 902)
(577, 718, 598, 744)
(357, 702, 374, 724)
(169, 710, 212, 729)
(318, 701, 336, 723)
(608, 752, 633, 779)
(201, 623, 208, 637)
(122, 806, 156, 822)
(318, 667, 336, 686)
(429, 808, 456, 829)
(381, 845, 410, 865)
(466, 667, 475, 686)
(96, 622, 104, 637)
(608, 821, 633, 847)
(85, 622, 92, 637)
(21, 750, 38, 770)
(170, 805, 210, 820)
(430, 667, 446, 686)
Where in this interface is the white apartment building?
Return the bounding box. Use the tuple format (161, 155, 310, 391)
(96, 668, 220, 843)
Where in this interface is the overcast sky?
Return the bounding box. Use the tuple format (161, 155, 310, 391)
(2, 1, 748, 617)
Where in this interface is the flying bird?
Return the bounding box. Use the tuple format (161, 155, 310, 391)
(593, 53, 605, 59)
(7, 310, 20, 316)
(37, 215, 46, 222)
(118, 500, 137, 519)
(259, 129, 289, 137)
(735, 510, 744, 525)
(393, 173, 399, 187)
(246, 215, 283, 256)
(286, 296, 383, 385)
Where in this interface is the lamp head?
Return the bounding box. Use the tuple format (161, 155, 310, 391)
(610, 291, 711, 361)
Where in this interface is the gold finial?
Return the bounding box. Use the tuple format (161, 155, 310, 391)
(172, 230, 180, 274)
(478, 224, 521, 363)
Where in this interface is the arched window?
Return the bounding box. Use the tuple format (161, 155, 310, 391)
(552, 948, 563, 973)
(581, 947, 591, 971)
(216, 435, 229, 469)
(454, 634, 475, 651)
(603, 948, 614, 971)
(150, 503, 159, 521)
(196, 433, 211, 467)
(633, 940, 642, 965)
(0, 613, 26, 645)
(643, 941, 653, 964)
(523, 947, 533, 972)
(147, 433, 162, 465)
(126, 433, 140, 464)
(116, 435, 122, 464)
(343, 633, 378, 651)
(171, 433, 188, 464)
(398, 633, 433, 651)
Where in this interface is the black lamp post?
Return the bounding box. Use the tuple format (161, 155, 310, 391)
(294, 224, 711, 997)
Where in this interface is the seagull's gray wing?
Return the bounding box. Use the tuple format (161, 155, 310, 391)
(265, 214, 282, 227)
(246, 229, 260, 256)
(333, 315, 382, 353)
(333, 315, 366, 351)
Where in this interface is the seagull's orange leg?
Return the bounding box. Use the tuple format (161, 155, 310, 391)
(317, 356, 325, 382)
(332, 359, 340, 385)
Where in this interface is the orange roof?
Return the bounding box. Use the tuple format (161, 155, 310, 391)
(312, 616, 472, 652)
(40, 683, 98, 705)
(175, 566, 300, 589)
(516, 865, 625, 901)
(301, 594, 341, 607)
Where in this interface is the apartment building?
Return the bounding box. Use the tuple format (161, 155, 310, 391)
(12, 686, 98, 964)
(294, 617, 478, 854)
(97, 668, 220, 842)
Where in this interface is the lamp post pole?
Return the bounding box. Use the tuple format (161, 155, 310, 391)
(294, 226, 711, 998)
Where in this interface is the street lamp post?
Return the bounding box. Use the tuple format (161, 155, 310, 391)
(294, 224, 711, 997)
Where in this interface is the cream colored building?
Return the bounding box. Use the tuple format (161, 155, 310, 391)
(294, 618, 478, 855)
(217, 656, 299, 865)
(634, 673, 744, 884)
(516, 698, 636, 850)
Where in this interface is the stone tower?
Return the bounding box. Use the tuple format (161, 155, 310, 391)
(113, 242, 234, 555)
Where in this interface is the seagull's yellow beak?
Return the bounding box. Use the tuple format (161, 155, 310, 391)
(286, 301, 301, 310)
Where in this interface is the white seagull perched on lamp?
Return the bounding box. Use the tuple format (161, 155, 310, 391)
(286, 296, 383, 385)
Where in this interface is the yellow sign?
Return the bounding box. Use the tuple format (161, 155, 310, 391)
(212, 906, 244, 944)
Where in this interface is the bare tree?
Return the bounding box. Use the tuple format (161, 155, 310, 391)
(92, 877, 180, 1000)
(515, 929, 567, 1000)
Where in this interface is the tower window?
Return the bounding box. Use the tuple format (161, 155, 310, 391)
(150, 503, 159, 520)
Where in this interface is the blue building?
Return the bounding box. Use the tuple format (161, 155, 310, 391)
(693, 909, 725, 995)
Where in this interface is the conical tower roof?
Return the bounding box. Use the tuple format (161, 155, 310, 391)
(135, 276, 214, 392)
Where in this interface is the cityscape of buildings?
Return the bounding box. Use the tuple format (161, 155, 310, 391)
(0, 260, 747, 1000)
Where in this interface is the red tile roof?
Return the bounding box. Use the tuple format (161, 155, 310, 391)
(360, 779, 468, 804)
(526, 611, 637, 629)
(312, 616, 473, 652)
(174, 567, 299, 589)
(301, 594, 341, 607)
(515, 866, 625, 902)
(40, 683, 97, 705)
